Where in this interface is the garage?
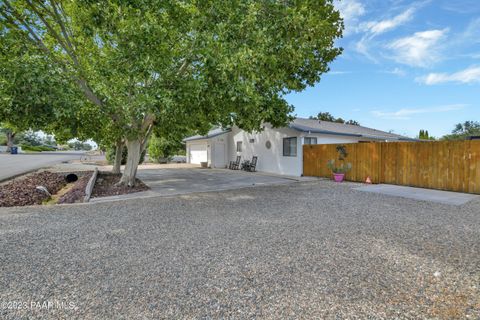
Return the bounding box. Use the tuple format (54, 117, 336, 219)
(187, 143, 208, 164)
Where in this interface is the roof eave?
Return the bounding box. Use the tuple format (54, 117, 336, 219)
(183, 128, 231, 142)
(288, 124, 363, 137)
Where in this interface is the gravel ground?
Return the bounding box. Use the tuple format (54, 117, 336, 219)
(0, 180, 479, 319)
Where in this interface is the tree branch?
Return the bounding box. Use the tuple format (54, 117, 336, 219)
(2, 0, 103, 108)
(140, 123, 154, 153)
(50, 0, 76, 53)
(24, 0, 80, 66)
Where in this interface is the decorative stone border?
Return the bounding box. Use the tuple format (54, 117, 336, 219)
(83, 167, 98, 202)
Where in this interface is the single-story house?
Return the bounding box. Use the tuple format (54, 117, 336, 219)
(184, 118, 415, 176)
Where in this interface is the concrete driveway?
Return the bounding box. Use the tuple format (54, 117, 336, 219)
(355, 184, 479, 206)
(91, 167, 303, 202)
(0, 152, 85, 182)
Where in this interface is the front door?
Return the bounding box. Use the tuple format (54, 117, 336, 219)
(213, 143, 226, 168)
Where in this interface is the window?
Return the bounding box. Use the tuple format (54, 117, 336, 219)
(236, 141, 242, 152)
(304, 137, 317, 145)
(283, 137, 297, 157)
(249, 138, 255, 143)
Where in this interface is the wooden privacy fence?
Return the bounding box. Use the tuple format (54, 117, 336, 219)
(303, 140, 480, 194)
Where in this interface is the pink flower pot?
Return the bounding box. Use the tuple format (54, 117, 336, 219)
(333, 173, 345, 182)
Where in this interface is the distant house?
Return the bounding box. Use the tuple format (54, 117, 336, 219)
(183, 118, 415, 176)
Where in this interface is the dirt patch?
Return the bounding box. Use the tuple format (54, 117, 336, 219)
(91, 173, 149, 198)
(58, 172, 93, 204)
(0, 171, 67, 207)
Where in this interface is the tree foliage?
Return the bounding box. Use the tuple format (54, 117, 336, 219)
(442, 121, 480, 140)
(310, 112, 360, 125)
(1, 0, 344, 185)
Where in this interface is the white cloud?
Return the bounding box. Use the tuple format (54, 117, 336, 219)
(354, 7, 417, 61)
(371, 104, 467, 120)
(387, 29, 449, 67)
(460, 18, 480, 44)
(335, 0, 366, 36)
(354, 36, 378, 62)
(416, 66, 480, 85)
(387, 67, 407, 77)
(361, 8, 415, 36)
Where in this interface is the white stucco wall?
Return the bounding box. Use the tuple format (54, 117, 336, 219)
(227, 125, 303, 176)
(188, 127, 384, 175)
(186, 134, 229, 168)
(226, 126, 374, 176)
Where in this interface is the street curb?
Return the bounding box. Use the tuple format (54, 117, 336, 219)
(0, 168, 40, 184)
(83, 167, 98, 202)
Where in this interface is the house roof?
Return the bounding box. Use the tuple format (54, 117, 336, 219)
(183, 118, 415, 142)
(289, 118, 416, 141)
(183, 127, 231, 142)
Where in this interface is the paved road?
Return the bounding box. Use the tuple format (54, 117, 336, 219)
(0, 152, 85, 181)
(0, 180, 479, 318)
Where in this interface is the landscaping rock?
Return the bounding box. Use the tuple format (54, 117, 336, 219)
(91, 172, 148, 198)
(0, 171, 66, 207)
(35, 186, 51, 197)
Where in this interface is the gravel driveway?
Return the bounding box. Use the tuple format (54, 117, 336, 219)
(0, 181, 479, 319)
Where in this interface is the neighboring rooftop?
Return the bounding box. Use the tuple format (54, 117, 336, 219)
(183, 118, 415, 142)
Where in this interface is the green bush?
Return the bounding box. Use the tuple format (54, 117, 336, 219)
(106, 145, 145, 165)
(148, 134, 184, 162)
(148, 136, 170, 163)
(20, 144, 56, 152)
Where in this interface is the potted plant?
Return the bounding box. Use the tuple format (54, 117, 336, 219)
(327, 159, 352, 182)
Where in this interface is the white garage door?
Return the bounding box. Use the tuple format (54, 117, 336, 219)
(189, 144, 208, 164)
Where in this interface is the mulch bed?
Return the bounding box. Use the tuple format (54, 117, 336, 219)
(91, 172, 149, 198)
(57, 172, 93, 204)
(0, 171, 67, 207)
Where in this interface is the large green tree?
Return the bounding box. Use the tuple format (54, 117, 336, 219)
(442, 121, 480, 140)
(1, 0, 343, 186)
(0, 27, 81, 151)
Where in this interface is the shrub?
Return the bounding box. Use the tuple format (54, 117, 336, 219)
(20, 144, 56, 152)
(148, 134, 184, 163)
(327, 159, 352, 174)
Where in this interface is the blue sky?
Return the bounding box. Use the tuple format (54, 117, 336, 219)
(285, 0, 480, 138)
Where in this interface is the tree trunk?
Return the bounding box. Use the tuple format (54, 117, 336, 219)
(6, 131, 15, 153)
(118, 138, 142, 187)
(112, 139, 123, 174)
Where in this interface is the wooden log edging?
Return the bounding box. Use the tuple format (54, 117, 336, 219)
(83, 167, 98, 203)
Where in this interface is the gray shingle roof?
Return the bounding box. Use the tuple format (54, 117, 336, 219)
(290, 118, 415, 141)
(184, 118, 415, 142)
(183, 127, 231, 142)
